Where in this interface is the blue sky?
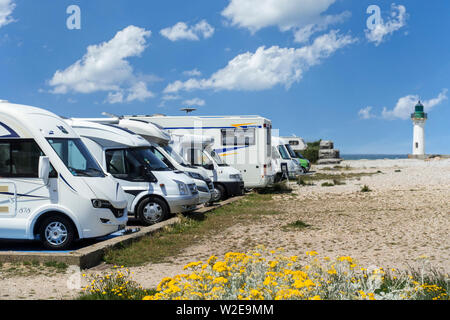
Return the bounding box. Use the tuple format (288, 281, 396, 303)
(1, 0, 449, 154)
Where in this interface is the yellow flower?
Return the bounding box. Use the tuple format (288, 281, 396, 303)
(309, 295, 321, 300)
(306, 251, 318, 256)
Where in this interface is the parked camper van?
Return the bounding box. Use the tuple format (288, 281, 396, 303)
(272, 136, 301, 180)
(170, 133, 244, 201)
(280, 137, 310, 173)
(70, 117, 214, 205)
(66, 120, 199, 225)
(112, 118, 215, 205)
(122, 115, 274, 189)
(0, 102, 128, 249)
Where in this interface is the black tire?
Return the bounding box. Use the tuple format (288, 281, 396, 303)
(39, 215, 75, 250)
(137, 197, 169, 226)
(214, 184, 228, 201)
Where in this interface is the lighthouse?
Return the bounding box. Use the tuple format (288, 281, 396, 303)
(411, 101, 427, 156)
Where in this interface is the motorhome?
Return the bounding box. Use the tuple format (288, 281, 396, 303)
(122, 115, 274, 189)
(170, 133, 244, 201)
(0, 102, 128, 250)
(71, 117, 214, 205)
(280, 137, 310, 173)
(66, 120, 200, 225)
(111, 118, 215, 204)
(272, 136, 301, 180)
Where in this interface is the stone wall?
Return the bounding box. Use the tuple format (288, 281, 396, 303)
(317, 140, 342, 165)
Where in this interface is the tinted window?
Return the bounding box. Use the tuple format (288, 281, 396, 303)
(221, 128, 255, 146)
(0, 139, 56, 178)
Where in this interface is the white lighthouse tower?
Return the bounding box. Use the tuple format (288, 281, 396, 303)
(411, 101, 427, 156)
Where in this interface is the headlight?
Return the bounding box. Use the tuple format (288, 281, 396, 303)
(187, 171, 204, 180)
(177, 182, 188, 195)
(91, 199, 113, 209)
(229, 174, 242, 181)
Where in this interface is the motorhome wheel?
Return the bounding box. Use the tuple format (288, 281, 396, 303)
(214, 184, 227, 201)
(39, 215, 75, 250)
(138, 197, 169, 225)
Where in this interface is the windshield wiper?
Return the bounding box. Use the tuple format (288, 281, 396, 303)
(68, 167, 91, 177)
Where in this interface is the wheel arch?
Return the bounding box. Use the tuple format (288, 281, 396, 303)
(32, 210, 80, 240)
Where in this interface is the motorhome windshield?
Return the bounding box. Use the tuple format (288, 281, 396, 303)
(162, 145, 189, 166)
(130, 147, 171, 171)
(277, 145, 291, 160)
(285, 144, 297, 158)
(47, 138, 105, 177)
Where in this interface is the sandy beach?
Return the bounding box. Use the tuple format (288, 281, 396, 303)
(0, 158, 449, 300)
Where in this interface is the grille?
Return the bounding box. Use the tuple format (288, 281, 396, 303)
(109, 207, 125, 218)
(188, 183, 198, 195)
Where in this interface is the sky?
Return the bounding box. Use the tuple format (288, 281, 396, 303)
(0, 0, 449, 154)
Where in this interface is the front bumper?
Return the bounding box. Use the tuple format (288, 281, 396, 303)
(222, 180, 245, 197)
(198, 190, 212, 204)
(165, 194, 199, 213)
(84, 207, 129, 239)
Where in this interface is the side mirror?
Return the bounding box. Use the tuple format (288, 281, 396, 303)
(203, 163, 214, 171)
(39, 156, 50, 185)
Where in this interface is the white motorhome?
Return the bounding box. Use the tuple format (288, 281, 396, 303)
(112, 118, 215, 204)
(66, 120, 200, 225)
(0, 102, 128, 250)
(70, 117, 214, 205)
(170, 133, 244, 201)
(272, 136, 301, 180)
(122, 115, 274, 189)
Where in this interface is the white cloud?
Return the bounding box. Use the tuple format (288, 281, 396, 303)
(183, 98, 205, 107)
(365, 4, 407, 46)
(222, 0, 336, 33)
(126, 81, 154, 102)
(381, 89, 448, 120)
(164, 30, 356, 93)
(293, 11, 351, 43)
(49, 26, 154, 104)
(0, 0, 15, 28)
(160, 20, 214, 41)
(162, 94, 181, 101)
(183, 69, 202, 77)
(358, 106, 375, 119)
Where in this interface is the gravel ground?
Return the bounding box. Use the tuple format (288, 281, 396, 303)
(0, 158, 449, 300)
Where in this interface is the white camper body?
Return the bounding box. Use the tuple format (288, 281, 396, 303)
(66, 120, 199, 225)
(71, 117, 214, 205)
(170, 133, 244, 201)
(122, 115, 274, 189)
(272, 136, 300, 180)
(0, 103, 128, 250)
(281, 136, 307, 152)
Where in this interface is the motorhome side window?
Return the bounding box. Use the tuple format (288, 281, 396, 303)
(187, 148, 212, 167)
(105, 149, 146, 181)
(105, 148, 169, 181)
(221, 128, 255, 146)
(0, 139, 56, 178)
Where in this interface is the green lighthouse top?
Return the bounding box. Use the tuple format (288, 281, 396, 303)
(411, 101, 427, 120)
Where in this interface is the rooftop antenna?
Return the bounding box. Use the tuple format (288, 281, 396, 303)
(102, 112, 122, 119)
(180, 107, 197, 114)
